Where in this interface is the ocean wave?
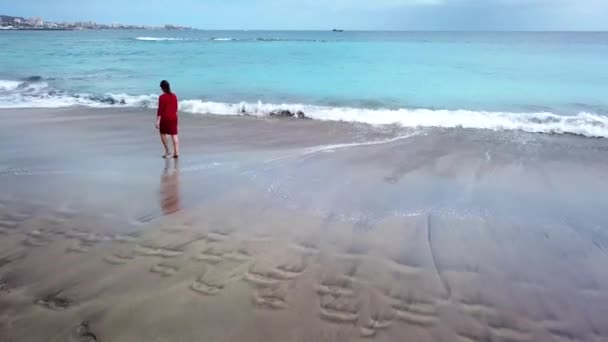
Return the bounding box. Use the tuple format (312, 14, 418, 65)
(135, 37, 190, 41)
(0, 80, 23, 92)
(254, 38, 329, 42)
(177, 100, 608, 137)
(22, 75, 44, 82)
(1, 80, 607, 138)
(133, 37, 330, 43)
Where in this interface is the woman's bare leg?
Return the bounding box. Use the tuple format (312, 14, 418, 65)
(160, 133, 170, 157)
(171, 135, 180, 157)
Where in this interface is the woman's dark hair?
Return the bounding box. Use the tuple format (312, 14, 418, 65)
(160, 80, 172, 93)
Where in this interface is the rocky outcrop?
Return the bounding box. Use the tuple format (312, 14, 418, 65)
(269, 110, 309, 119)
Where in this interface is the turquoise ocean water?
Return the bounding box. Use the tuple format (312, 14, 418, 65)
(1, 30, 607, 136)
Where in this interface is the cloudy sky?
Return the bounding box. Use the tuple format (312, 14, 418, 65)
(3, 0, 608, 30)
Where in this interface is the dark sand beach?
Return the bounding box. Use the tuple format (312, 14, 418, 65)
(0, 107, 607, 342)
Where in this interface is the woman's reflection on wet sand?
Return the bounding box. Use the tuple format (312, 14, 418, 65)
(160, 158, 180, 215)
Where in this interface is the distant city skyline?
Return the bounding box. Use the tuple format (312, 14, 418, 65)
(3, 0, 608, 31)
(0, 14, 188, 30)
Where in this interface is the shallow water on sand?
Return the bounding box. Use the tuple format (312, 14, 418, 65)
(1, 108, 607, 342)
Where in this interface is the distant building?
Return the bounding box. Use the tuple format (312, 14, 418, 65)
(28, 17, 43, 26)
(74, 21, 96, 28)
(0, 14, 190, 30)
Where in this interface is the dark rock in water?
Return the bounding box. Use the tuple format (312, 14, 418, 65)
(88, 95, 127, 106)
(95, 96, 117, 105)
(296, 111, 309, 119)
(23, 76, 44, 82)
(268, 110, 309, 119)
(269, 110, 295, 118)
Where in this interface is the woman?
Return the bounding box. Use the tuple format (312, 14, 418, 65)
(156, 80, 179, 158)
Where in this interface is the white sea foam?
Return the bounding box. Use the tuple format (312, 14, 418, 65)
(177, 100, 608, 137)
(134, 37, 325, 43)
(135, 37, 189, 41)
(176, 100, 608, 138)
(1, 81, 607, 138)
(0, 80, 23, 92)
(0, 93, 100, 108)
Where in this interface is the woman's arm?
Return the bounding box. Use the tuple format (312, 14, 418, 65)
(156, 96, 164, 129)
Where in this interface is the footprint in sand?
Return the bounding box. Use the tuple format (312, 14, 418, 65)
(190, 265, 244, 297)
(243, 265, 288, 288)
(274, 254, 308, 279)
(459, 302, 531, 342)
(244, 270, 280, 288)
(150, 263, 179, 277)
(23, 230, 52, 247)
(193, 244, 229, 264)
(456, 331, 492, 342)
(253, 285, 288, 310)
(111, 233, 139, 244)
(62, 229, 91, 240)
(319, 294, 361, 324)
(316, 259, 364, 324)
(70, 321, 98, 342)
(223, 247, 253, 263)
(317, 275, 356, 298)
(0, 279, 9, 294)
(190, 277, 225, 296)
(0, 251, 27, 268)
(391, 299, 438, 327)
(35, 291, 72, 311)
(77, 233, 109, 246)
(103, 252, 135, 265)
(289, 234, 321, 255)
(66, 243, 90, 254)
(134, 213, 157, 224)
(206, 231, 231, 243)
(133, 244, 183, 258)
(243, 254, 307, 289)
(538, 320, 580, 342)
(0, 219, 18, 233)
(360, 315, 394, 338)
(360, 294, 396, 338)
(3, 212, 31, 223)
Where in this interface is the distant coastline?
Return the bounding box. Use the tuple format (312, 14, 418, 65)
(0, 14, 191, 31)
(0, 27, 184, 31)
(0, 27, 74, 31)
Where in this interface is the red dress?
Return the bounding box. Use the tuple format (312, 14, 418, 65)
(157, 93, 179, 135)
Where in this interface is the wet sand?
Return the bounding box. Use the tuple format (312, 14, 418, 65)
(0, 107, 607, 342)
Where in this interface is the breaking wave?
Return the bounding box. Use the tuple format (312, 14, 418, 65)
(135, 37, 191, 41)
(133, 37, 331, 43)
(1, 78, 607, 138)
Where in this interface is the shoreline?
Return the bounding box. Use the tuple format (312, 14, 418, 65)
(0, 28, 74, 31)
(1, 107, 607, 342)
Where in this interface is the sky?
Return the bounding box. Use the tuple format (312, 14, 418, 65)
(1, 0, 608, 31)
